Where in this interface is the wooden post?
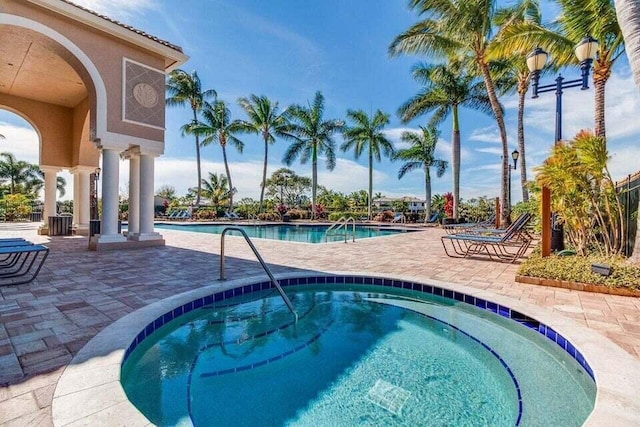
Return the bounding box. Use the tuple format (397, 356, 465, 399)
(495, 197, 501, 229)
(541, 186, 551, 257)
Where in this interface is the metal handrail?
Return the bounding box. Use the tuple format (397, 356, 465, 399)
(219, 227, 297, 321)
(324, 216, 356, 243)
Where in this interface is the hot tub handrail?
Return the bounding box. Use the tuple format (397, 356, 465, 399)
(219, 226, 298, 321)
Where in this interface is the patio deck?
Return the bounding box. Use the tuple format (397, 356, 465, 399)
(1, 223, 639, 425)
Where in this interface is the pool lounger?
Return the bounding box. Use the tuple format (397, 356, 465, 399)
(0, 244, 49, 286)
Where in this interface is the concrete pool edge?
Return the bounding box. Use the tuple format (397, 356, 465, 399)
(51, 272, 640, 426)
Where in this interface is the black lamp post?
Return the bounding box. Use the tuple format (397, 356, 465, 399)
(527, 35, 599, 142)
(526, 35, 599, 252)
(91, 167, 101, 221)
(508, 149, 519, 214)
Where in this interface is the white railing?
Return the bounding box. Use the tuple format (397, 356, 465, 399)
(324, 216, 356, 243)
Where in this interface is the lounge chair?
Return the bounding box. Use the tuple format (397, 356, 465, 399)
(0, 244, 49, 285)
(443, 214, 496, 234)
(441, 214, 533, 263)
(224, 211, 241, 220)
(426, 211, 440, 224)
(392, 213, 405, 223)
(167, 210, 180, 220)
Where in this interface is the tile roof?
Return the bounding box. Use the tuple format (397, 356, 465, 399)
(59, 0, 183, 53)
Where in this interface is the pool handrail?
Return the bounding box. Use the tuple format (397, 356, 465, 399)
(219, 226, 298, 321)
(324, 216, 356, 243)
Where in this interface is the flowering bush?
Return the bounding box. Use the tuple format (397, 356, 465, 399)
(277, 204, 288, 215)
(309, 203, 325, 219)
(443, 192, 454, 218)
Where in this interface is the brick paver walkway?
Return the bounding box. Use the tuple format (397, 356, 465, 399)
(1, 223, 639, 425)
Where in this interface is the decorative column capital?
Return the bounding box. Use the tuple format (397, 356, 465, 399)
(121, 146, 141, 160)
(39, 165, 62, 174)
(69, 166, 99, 175)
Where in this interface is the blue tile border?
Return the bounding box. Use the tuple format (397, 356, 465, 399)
(122, 275, 596, 385)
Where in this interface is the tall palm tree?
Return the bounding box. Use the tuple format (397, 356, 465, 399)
(394, 126, 448, 219)
(166, 69, 216, 206)
(0, 152, 39, 194)
(341, 109, 394, 219)
(493, 0, 624, 140)
(236, 95, 290, 213)
(614, 0, 640, 263)
(27, 170, 66, 198)
(187, 100, 244, 212)
(390, 0, 512, 224)
(283, 91, 344, 219)
(397, 62, 493, 219)
(488, 0, 543, 203)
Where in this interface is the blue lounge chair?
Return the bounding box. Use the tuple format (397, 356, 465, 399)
(0, 244, 49, 285)
(426, 211, 440, 224)
(392, 213, 405, 223)
(224, 211, 241, 220)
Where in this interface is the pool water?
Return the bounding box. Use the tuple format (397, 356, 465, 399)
(154, 223, 408, 243)
(121, 285, 595, 426)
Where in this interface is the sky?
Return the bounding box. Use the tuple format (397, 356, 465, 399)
(1, 0, 639, 203)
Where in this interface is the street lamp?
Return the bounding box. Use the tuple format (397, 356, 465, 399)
(508, 149, 519, 215)
(91, 167, 101, 221)
(526, 35, 599, 254)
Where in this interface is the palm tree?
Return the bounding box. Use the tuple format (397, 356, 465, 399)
(166, 69, 216, 206)
(394, 126, 448, 219)
(283, 91, 344, 219)
(27, 170, 66, 198)
(390, 0, 514, 225)
(197, 172, 233, 210)
(187, 100, 244, 212)
(0, 152, 40, 194)
(614, 0, 640, 263)
(488, 0, 542, 203)
(341, 109, 394, 219)
(397, 62, 492, 219)
(493, 0, 624, 140)
(236, 95, 290, 213)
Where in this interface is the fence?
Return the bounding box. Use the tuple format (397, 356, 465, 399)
(616, 171, 640, 257)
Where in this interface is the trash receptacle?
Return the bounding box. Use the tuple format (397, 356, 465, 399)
(29, 212, 42, 222)
(551, 214, 564, 251)
(48, 216, 72, 236)
(89, 219, 101, 237)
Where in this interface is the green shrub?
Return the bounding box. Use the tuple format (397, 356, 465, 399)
(518, 249, 640, 289)
(328, 211, 362, 221)
(258, 212, 280, 221)
(286, 209, 308, 220)
(194, 209, 217, 220)
(1, 194, 32, 221)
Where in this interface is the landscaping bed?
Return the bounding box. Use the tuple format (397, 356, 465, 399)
(517, 251, 640, 294)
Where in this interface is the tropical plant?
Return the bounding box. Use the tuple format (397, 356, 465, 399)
(193, 172, 234, 212)
(166, 69, 216, 206)
(264, 168, 311, 207)
(614, 0, 640, 262)
(236, 95, 291, 213)
(283, 91, 344, 219)
(535, 130, 624, 256)
(397, 62, 493, 219)
(390, 0, 513, 225)
(443, 192, 454, 218)
(431, 193, 445, 212)
(488, 0, 543, 203)
(341, 109, 394, 219)
(394, 126, 448, 219)
(0, 152, 40, 195)
(494, 0, 625, 140)
(187, 100, 244, 211)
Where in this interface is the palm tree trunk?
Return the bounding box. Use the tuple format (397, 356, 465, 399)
(221, 143, 233, 212)
(517, 83, 529, 202)
(452, 106, 460, 220)
(311, 143, 318, 220)
(479, 61, 510, 225)
(614, 0, 640, 262)
(593, 72, 607, 139)
(368, 148, 373, 220)
(424, 166, 432, 221)
(192, 109, 202, 207)
(259, 134, 268, 213)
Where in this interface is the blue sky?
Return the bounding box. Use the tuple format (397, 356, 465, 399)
(1, 0, 639, 202)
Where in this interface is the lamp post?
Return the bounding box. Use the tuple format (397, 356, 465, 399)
(508, 149, 519, 217)
(526, 35, 599, 254)
(91, 167, 101, 221)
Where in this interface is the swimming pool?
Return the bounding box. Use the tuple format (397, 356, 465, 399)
(121, 276, 596, 426)
(154, 223, 410, 243)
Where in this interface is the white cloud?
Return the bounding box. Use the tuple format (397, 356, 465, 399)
(475, 147, 504, 156)
(468, 126, 502, 144)
(0, 122, 39, 162)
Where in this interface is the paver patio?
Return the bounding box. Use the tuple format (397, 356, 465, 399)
(1, 222, 639, 426)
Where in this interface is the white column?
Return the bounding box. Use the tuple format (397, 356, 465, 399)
(131, 153, 161, 241)
(70, 167, 93, 235)
(96, 148, 126, 243)
(40, 166, 60, 229)
(127, 153, 140, 236)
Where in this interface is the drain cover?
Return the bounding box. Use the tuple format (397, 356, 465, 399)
(366, 379, 411, 415)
